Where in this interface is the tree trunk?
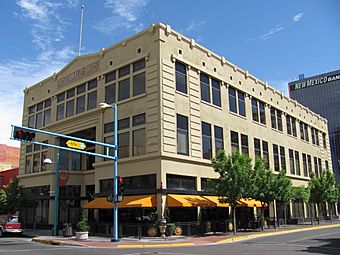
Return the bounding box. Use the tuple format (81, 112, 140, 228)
(273, 200, 277, 229)
(233, 206, 237, 235)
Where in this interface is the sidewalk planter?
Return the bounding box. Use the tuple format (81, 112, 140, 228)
(75, 231, 89, 240)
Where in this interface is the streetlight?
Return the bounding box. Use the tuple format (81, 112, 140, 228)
(100, 102, 119, 242)
(43, 153, 60, 236)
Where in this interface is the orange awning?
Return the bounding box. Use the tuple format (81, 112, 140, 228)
(239, 198, 263, 207)
(167, 194, 215, 207)
(83, 195, 156, 209)
(202, 196, 230, 207)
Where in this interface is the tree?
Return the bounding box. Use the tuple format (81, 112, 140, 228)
(0, 176, 25, 215)
(251, 159, 276, 230)
(274, 170, 293, 225)
(212, 150, 253, 234)
(292, 185, 311, 224)
(309, 170, 338, 222)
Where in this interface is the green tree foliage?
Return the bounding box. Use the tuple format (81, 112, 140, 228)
(274, 170, 293, 225)
(251, 159, 276, 230)
(0, 176, 25, 214)
(212, 150, 253, 234)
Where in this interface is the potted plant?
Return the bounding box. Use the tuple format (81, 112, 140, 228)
(75, 215, 90, 240)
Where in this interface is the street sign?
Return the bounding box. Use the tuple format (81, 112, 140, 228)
(66, 140, 86, 150)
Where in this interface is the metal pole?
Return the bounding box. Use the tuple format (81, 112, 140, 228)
(112, 104, 119, 242)
(53, 152, 60, 236)
(78, 5, 84, 56)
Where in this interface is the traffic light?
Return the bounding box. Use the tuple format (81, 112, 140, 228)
(117, 176, 125, 197)
(13, 127, 36, 142)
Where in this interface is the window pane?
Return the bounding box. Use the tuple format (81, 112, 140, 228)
(105, 84, 116, 104)
(277, 111, 283, 131)
(175, 62, 187, 94)
(231, 131, 239, 152)
(57, 93, 65, 102)
(133, 129, 145, 156)
(273, 144, 279, 172)
(118, 132, 129, 158)
(133, 72, 145, 96)
(105, 71, 116, 83)
(118, 78, 130, 101)
(44, 98, 51, 108)
(119, 65, 130, 78)
(66, 100, 75, 117)
(104, 122, 114, 134)
(259, 102, 266, 124)
(295, 151, 300, 175)
(271, 108, 276, 129)
(212, 79, 221, 107)
(252, 99, 259, 122)
(133, 59, 145, 72)
(289, 149, 295, 174)
(37, 102, 43, 111)
(33, 153, 41, 173)
(77, 84, 86, 94)
(238, 92, 246, 116)
(229, 87, 237, 113)
(200, 73, 210, 103)
(262, 141, 269, 168)
(88, 79, 97, 90)
(133, 113, 145, 126)
(254, 138, 261, 159)
(118, 118, 130, 130)
(67, 88, 75, 99)
(87, 91, 97, 110)
(214, 126, 223, 154)
(35, 112, 43, 128)
(28, 115, 35, 128)
(29, 105, 35, 114)
(177, 114, 188, 155)
(57, 104, 64, 120)
(25, 155, 32, 174)
(43, 109, 51, 126)
(241, 134, 249, 155)
(280, 146, 286, 171)
(76, 95, 85, 114)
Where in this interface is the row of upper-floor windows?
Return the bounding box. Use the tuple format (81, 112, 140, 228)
(176, 113, 329, 177)
(27, 59, 146, 128)
(175, 61, 327, 148)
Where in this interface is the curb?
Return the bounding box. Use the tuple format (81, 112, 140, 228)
(117, 242, 195, 248)
(32, 237, 61, 245)
(216, 223, 340, 244)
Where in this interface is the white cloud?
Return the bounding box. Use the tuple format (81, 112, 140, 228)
(266, 79, 294, 96)
(184, 20, 207, 32)
(293, 13, 304, 22)
(259, 25, 285, 41)
(94, 0, 148, 34)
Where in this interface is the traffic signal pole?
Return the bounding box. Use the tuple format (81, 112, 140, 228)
(112, 104, 119, 242)
(53, 152, 60, 236)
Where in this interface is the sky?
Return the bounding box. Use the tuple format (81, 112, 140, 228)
(1, 0, 339, 147)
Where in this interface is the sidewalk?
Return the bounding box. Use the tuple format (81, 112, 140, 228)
(27, 221, 340, 248)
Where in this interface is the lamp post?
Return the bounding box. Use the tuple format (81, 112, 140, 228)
(43, 152, 60, 236)
(100, 102, 119, 242)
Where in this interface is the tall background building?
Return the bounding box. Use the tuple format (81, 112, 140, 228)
(289, 70, 340, 177)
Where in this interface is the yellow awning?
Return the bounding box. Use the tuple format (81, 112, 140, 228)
(202, 196, 230, 207)
(166, 194, 215, 207)
(239, 198, 263, 207)
(83, 195, 156, 209)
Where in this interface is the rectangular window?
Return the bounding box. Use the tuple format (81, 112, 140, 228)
(175, 62, 187, 94)
(118, 118, 130, 130)
(77, 84, 86, 94)
(238, 92, 246, 117)
(280, 146, 286, 172)
(104, 122, 114, 134)
(76, 95, 85, 114)
(133, 128, 145, 156)
(286, 116, 291, 135)
(119, 65, 130, 78)
(118, 132, 129, 158)
(200, 73, 210, 103)
(118, 78, 130, 101)
(304, 123, 309, 142)
(33, 153, 40, 173)
(104, 136, 114, 156)
(57, 93, 65, 102)
(25, 155, 32, 174)
(322, 133, 327, 148)
(318, 158, 322, 174)
(202, 122, 212, 159)
(295, 151, 301, 176)
(292, 118, 297, 137)
(29, 105, 35, 114)
(277, 110, 283, 131)
(271, 108, 277, 129)
(254, 138, 261, 159)
(56, 104, 64, 120)
(262, 141, 269, 168)
(229, 87, 237, 114)
(214, 126, 223, 154)
(133, 113, 146, 126)
(105, 71, 116, 83)
(177, 114, 189, 155)
(302, 153, 308, 177)
(105, 84, 115, 104)
(307, 155, 312, 176)
(43, 109, 51, 126)
(66, 100, 75, 117)
(289, 149, 295, 175)
(166, 174, 196, 191)
(229, 87, 245, 117)
(314, 157, 319, 177)
(241, 134, 249, 155)
(88, 79, 97, 90)
(259, 102, 266, 124)
(231, 131, 239, 152)
(35, 112, 43, 129)
(315, 130, 319, 146)
(87, 91, 97, 110)
(44, 98, 51, 108)
(67, 88, 75, 99)
(212, 79, 221, 107)
(28, 115, 35, 128)
(252, 98, 259, 122)
(133, 59, 145, 72)
(273, 144, 279, 172)
(325, 160, 329, 170)
(133, 72, 145, 96)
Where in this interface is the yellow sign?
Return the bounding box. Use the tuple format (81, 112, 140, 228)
(66, 140, 86, 150)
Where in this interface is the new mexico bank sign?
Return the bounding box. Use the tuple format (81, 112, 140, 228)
(290, 72, 340, 91)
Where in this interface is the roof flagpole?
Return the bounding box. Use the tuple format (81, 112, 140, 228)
(78, 5, 84, 56)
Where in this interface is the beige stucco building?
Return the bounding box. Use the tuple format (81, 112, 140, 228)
(18, 23, 333, 230)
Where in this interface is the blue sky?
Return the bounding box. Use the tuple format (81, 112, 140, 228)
(1, 0, 339, 146)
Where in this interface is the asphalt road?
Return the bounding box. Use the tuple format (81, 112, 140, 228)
(0, 226, 339, 255)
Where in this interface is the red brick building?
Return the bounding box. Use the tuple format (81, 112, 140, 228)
(0, 167, 19, 188)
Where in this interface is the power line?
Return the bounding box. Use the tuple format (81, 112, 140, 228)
(139, 0, 152, 25)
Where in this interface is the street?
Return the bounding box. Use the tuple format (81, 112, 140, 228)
(0, 226, 339, 255)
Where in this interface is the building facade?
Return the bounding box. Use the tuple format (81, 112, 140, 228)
(289, 70, 340, 176)
(0, 144, 20, 171)
(18, 24, 333, 229)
